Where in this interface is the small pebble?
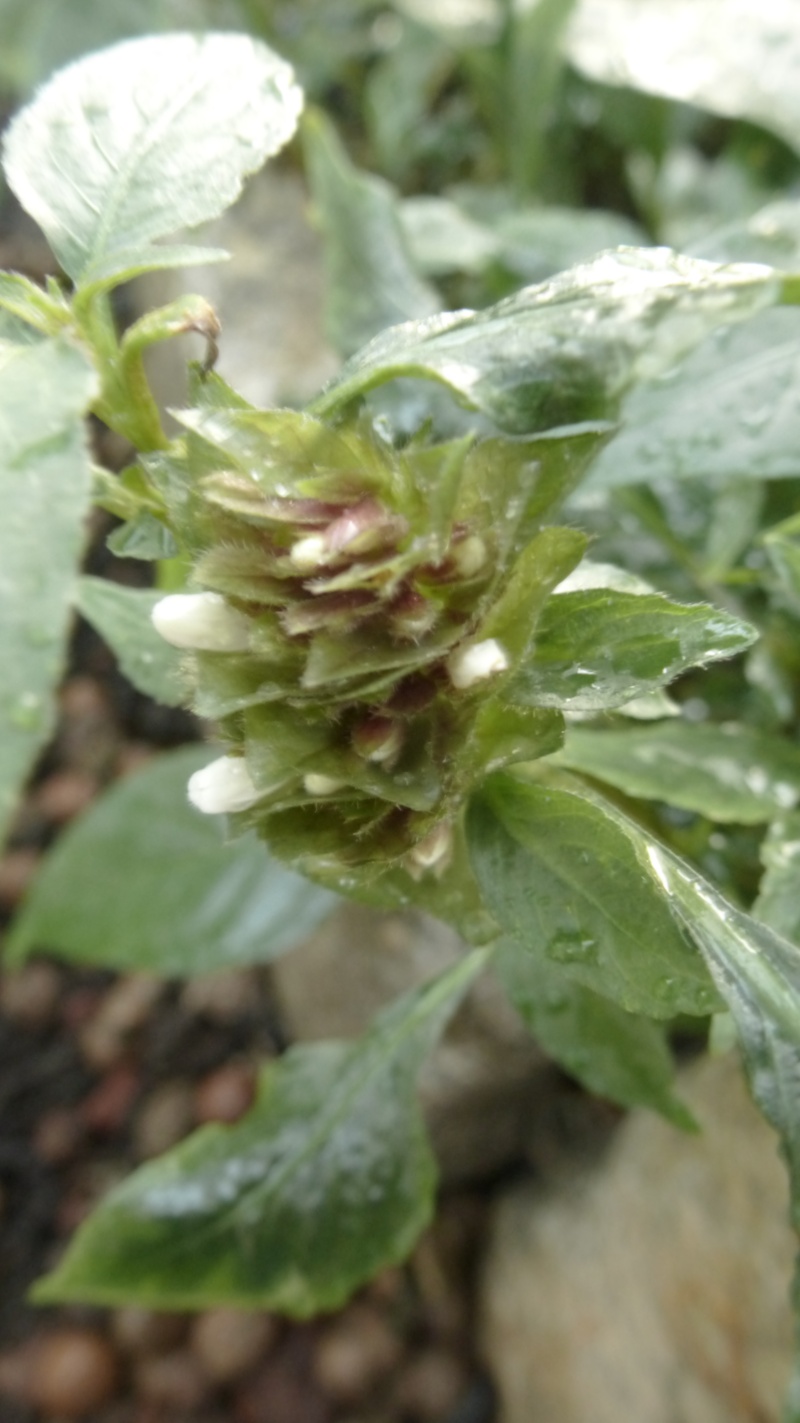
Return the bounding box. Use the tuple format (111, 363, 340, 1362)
(34, 769, 99, 824)
(33, 1105, 85, 1165)
(194, 1062, 257, 1125)
(181, 969, 261, 1023)
(133, 1080, 195, 1160)
(0, 961, 61, 1029)
(393, 1347, 470, 1420)
(0, 845, 41, 908)
(133, 1347, 207, 1411)
(57, 675, 120, 776)
(81, 1063, 140, 1135)
(313, 1304, 404, 1404)
(30, 1326, 119, 1418)
(78, 975, 163, 1069)
(112, 1307, 187, 1358)
(191, 1307, 278, 1384)
(234, 1358, 332, 1423)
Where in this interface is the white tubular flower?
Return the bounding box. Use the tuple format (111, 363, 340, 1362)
(408, 822, 453, 877)
(290, 534, 327, 571)
(303, 772, 347, 797)
(151, 592, 251, 652)
(446, 637, 509, 690)
(451, 534, 486, 578)
(188, 756, 261, 814)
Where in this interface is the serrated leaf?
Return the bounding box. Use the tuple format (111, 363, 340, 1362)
(2, 33, 303, 291)
(755, 813, 800, 945)
(567, 0, 800, 157)
(496, 937, 694, 1126)
(312, 249, 778, 434)
(0, 335, 97, 844)
(466, 775, 717, 1019)
(32, 947, 488, 1311)
(555, 721, 800, 824)
(587, 309, 800, 489)
(302, 109, 439, 358)
(508, 587, 757, 711)
(75, 576, 184, 707)
(7, 746, 337, 976)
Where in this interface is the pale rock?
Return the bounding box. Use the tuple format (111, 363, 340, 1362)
(269, 904, 547, 1185)
(480, 1052, 796, 1423)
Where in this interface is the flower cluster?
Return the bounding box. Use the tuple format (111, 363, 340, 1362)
(147, 391, 580, 881)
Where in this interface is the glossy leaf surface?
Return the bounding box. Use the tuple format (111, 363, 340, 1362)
(313, 249, 777, 434)
(2, 33, 303, 290)
(587, 309, 800, 488)
(0, 335, 97, 844)
(467, 776, 717, 1018)
(33, 949, 487, 1310)
(555, 721, 800, 824)
(509, 588, 756, 711)
(568, 0, 800, 156)
(7, 747, 337, 975)
(76, 576, 184, 707)
(755, 813, 800, 945)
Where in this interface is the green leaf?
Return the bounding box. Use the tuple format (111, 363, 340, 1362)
(604, 819, 800, 1416)
(0, 271, 71, 335)
(496, 937, 694, 1126)
(754, 813, 800, 945)
(32, 947, 488, 1310)
(7, 746, 338, 976)
(0, 335, 97, 844)
(555, 721, 800, 824)
(508, 587, 757, 711)
(567, 0, 800, 156)
(302, 108, 440, 358)
(466, 775, 717, 1019)
(586, 309, 800, 488)
(404, 197, 645, 285)
(2, 33, 303, 292)
(75, 576, 184, 707)
(312, 248, 778, 434)
(765, 527, 800, 613)
(642, 839, 800, 1209)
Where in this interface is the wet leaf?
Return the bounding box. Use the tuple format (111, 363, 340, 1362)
(555, 721, 800, 824)
(467, 775, 717, 1018)
(497, 937, 694, 1126)
(7, 747, 338, 975)
(0, 335, 97, 844)
(75, 576, 184, 707)
(755, 812, 800, 945)
(312, 249, 778, 433)
(2, 33, 303, 291)
(302, 109, 439, 357)
(508, 587, 756, 711)
(587, 309, 800, 488)
(567, 0, 800, 156)
(32, 948, 487, 1310)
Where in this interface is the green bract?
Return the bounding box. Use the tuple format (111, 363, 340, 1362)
(147, 384, 590, 880)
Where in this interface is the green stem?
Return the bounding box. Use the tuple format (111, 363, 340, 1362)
(77, 292, 168, 452)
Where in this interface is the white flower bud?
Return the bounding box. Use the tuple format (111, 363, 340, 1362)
(408, 822, 453, 877)
(446, 637, 509, 690)
(188, 756, 261, 814)
(303, 772, 347, 797)
(290, 534, 327, 571)
(151, 592, 251, 652)
(451, 534, 486, 578)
